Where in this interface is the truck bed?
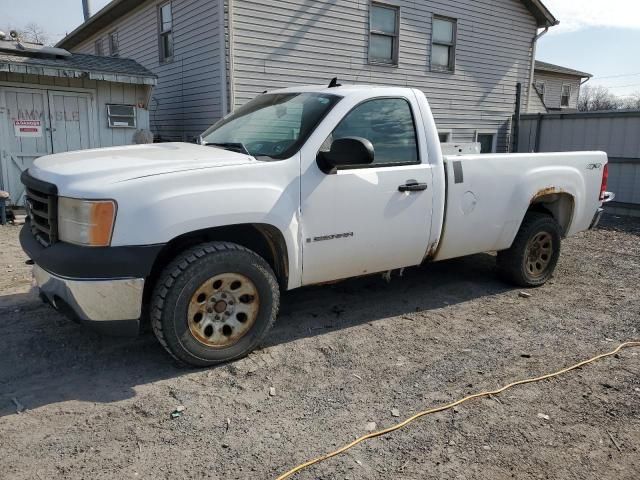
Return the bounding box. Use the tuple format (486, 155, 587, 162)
(433, 151, 606, 261)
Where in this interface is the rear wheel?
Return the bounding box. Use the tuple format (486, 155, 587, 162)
(151, 242, 279, 367)
(497, 212, 561, 287)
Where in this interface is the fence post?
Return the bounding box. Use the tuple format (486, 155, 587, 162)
(534, 113, 544, 152)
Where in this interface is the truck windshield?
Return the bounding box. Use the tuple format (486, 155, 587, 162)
(201, 93, 341, 159)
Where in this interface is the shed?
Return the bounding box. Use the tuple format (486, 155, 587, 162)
(0, 36, 157, 206)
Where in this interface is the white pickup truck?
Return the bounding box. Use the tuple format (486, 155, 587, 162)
(21, 84, 611, 366)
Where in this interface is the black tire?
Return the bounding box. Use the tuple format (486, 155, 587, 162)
(151, 242, 279, 367)
(497, 212, 561, 288)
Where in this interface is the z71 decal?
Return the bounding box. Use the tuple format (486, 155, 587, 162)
(306, 232, 354, 243)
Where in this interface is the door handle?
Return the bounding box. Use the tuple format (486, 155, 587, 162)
(398, 182, 428, 192)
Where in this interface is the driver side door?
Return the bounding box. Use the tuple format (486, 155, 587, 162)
(300, 95, 434, 285)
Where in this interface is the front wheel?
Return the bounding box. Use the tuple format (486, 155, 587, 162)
(151, 242, 279, 367)
(497, 212, 561, 287)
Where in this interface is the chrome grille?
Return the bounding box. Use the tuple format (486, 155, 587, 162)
(25, 186, 58, 247)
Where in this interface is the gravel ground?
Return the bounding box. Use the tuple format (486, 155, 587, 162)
(0, 215, 639, 479)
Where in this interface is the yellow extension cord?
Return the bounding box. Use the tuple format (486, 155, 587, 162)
(275, 341, 640, 480)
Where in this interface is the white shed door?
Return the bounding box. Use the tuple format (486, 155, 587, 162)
(48, 91, 95, 154)
(0, 88, 52, 205)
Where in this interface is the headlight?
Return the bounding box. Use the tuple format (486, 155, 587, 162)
(58, 197, 117, 246)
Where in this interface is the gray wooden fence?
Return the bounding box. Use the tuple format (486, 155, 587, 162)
(517, 110, 640, 216)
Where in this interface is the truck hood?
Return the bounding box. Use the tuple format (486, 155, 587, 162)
(29, 142, 257, 188)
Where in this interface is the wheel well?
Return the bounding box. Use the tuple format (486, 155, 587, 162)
(144, 224, 289, 305)
(528, 192, 575, 237)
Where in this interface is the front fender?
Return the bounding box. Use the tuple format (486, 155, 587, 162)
(108, 159, 302, 288)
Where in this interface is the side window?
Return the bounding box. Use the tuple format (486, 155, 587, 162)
(108, 31, 119, 56)
(561, 84, 571, 107)
(330, 98, 419, 165)
(158, 2, 174, 62)
(438, 131, 452, 143)
(477, 133, 496, 153)
(369, 3, 400, 65)
(431, 16, 457, 72)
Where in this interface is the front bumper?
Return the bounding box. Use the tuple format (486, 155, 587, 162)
(33, 265, 144, 336)
(20, 221, 163, 336)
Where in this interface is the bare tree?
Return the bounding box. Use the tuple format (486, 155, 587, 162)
(622, 92, 640, 110)
(20, 22, 51, 45)
(578, 85, 623, 112)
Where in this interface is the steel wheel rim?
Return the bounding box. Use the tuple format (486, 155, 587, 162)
(524, 231, 553, 278)
(187, 273, 259, 348)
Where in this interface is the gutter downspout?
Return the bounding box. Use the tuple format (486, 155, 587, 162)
(227, 0, 237, 113)
(526, 26, 549, 112)
(577, 76, 591, 110)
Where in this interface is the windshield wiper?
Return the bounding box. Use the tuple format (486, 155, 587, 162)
(203, 142, 250, 155)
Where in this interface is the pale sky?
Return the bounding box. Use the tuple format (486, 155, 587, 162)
(2, 0, 639, 97)
(538, 0, 640, 98)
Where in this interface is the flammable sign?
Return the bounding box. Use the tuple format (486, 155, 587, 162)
(14, 120, 43, 138)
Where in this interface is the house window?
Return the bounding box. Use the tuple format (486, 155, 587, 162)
(477, 133, 496, 153)
(438, 131, 452, 143)
(94, 38, 104, 56)
(535, 81, 545, 102)
(108, 31, 119, 56)
(158, 2, 174, 62)
(431, 16, 457, 72)
(561, 84, 571, 107)
(369, 3, 399, 65)
(107, 105, 137, 128)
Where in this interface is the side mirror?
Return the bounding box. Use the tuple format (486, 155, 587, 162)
(317, 137, 375, 174)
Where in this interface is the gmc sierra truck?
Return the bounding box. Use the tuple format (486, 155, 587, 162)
(20, 84, 611, 366)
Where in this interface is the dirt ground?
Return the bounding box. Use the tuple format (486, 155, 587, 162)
(0, 215, 639, 480)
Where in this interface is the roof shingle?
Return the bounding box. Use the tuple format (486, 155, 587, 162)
(0, 46, 156, 85)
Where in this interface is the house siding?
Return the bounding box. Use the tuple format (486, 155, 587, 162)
(533, 72, 582, 110)
(72, 0, 223, 142)
(527, 86, 548, 114)
(228, 0, 538, 151)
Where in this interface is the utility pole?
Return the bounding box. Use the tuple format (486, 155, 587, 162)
(512, 82, 522, 153)
(82, 0, 93, 21)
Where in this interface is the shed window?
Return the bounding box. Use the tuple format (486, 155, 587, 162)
(159, 2, 174, 62)
(561, 84, 571, 107)
(431, 16, 457, 72)
(109, 31, 119, 56)
(107, 105, 137, 128)
(94, 38, 104, 56)
(369, 3, 399, 65)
